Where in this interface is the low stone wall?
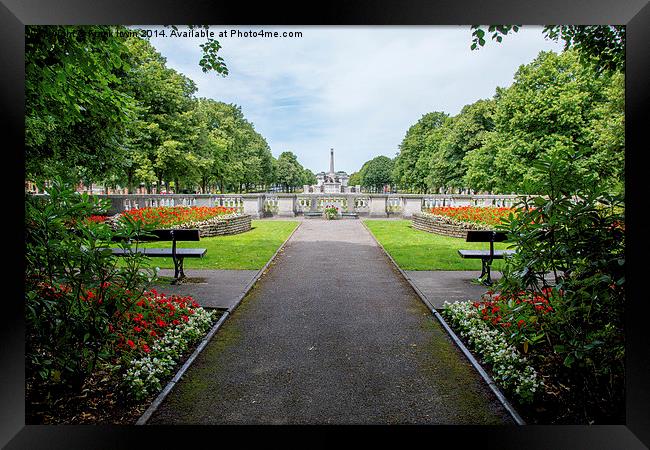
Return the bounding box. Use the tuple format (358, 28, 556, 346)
(411, 213, 490, 238)
(174, 214, 251, 237)
(106, 213, 252, 237)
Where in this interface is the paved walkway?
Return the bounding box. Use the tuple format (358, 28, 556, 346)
(406, 270, 501, 309)
(151, 269, 258, 310)
(148, 220, 512, 424)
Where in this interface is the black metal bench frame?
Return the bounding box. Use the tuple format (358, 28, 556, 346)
(110, 229, 206, 285)
(458, 230, 515, 286)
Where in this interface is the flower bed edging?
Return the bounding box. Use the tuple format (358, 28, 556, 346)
(412, 212, 491, 238)
(171, 213, 251, 237)
(104, 210, 251, 237)
(442, 301, 542, 404)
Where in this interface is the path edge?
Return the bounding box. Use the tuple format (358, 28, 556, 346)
(360, 220, 526, 426)
(135, 220, 303, 425)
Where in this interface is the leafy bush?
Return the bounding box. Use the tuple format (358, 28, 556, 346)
(25, 179, 156, 393)
(323, 205, 339, 220)
(494, 150, 625, 422)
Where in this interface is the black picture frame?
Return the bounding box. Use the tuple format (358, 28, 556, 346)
(3, 0, 648, 447)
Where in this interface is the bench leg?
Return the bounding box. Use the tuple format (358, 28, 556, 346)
(172, 257, 186, 285)
(480, 258, 494, 286)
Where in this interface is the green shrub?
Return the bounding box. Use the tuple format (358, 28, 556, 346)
(494, 150, 625, 422)
(25, 178, 156, 393)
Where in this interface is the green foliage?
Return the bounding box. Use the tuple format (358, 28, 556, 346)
(25, 26, 137, 182)
(393, 112, 449, 193)
(348, 171, 362, 187)
(359, 156, 394, 192)
(275, 151, 308, 192)
(302, 168, 317, 186)
(25, 26, 276, 195)
(395, 49, 623, 196)
(470, 25, 625, 74)
(494, 148, 625, 422)
(470, 51, 622, 194)
(167, 26, 229, 76)
(25, 179, 155, 393)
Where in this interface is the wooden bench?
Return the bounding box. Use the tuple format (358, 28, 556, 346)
(458, 230, 516, 285)
(110, 229, 206, 285)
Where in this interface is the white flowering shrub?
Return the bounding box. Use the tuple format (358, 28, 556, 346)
(442, 300, 542, 403)
(122, 308, 216, 400)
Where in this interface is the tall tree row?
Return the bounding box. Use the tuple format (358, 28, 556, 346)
(25, 26, 280, 194)
(392, 49, 624, 195)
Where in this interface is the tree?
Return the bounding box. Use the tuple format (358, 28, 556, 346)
(275, 151, 306, 192)
(118, 37, 198, 193)
(392, 112, 449, 193)
(470, 25, 625, 74)
(464, 50, 622, 194)
(429, 99, 495, 191)
(302, 168, 317, 186)
(348, 171, 362, 187)
(25, 26, 232, 188)
(25, 26, 137, 182)
(361, 156, 394, 192)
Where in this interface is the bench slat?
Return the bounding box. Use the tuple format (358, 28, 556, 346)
(458, 249, 516, 259)
(465, 230, 508, 242)
(112, 229, 201, 242)
(110, 248, 207, 258)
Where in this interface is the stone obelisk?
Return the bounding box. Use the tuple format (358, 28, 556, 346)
(329, 148, 335, 178)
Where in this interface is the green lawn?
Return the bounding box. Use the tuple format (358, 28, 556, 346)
(131, 220, 299, 270)
(363, 219, 512, 271)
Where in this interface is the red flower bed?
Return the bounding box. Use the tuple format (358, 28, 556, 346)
(472, 287, 561, 352)
(109, 289, 200, 357)
(121, 206, 236, 227)
(429, 206, 516, 227)
(84, 215, 108, 224)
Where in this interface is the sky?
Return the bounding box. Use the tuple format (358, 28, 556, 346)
(142, 26, 564, 174)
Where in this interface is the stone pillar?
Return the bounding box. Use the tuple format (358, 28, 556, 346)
(277, 195, 296, 217)
(401, 196, 422, 218)
(242, 195, 264, 219)
(368, 195, 387, 217)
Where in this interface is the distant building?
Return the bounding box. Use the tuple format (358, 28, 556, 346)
(305, 148, 359, 194)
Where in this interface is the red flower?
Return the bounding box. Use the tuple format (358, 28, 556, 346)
(127, 339, 135, 349)
(517, 319, 526, 328)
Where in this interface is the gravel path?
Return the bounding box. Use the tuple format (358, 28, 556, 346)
(148, 219, 512, 424)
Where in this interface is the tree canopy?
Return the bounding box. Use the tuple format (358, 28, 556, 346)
(470, 25, 625, 74)
(25, 26, 285, 194)
(392, 48, 624, 195)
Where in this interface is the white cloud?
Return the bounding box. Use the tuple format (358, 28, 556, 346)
(143, 25, 564, 173)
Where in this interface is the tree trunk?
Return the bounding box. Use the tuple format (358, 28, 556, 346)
(127, 171, 134, 194)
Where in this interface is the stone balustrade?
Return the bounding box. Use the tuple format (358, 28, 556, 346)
(91, 193, 523, 218)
